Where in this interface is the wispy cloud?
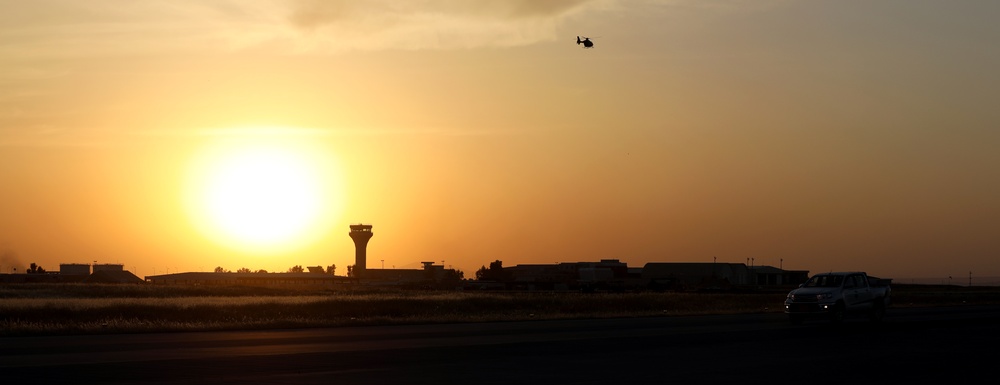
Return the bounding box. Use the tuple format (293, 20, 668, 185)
(0, 132, 113, 148)
(0, 0, 614, 57)
(141, 125, 520, 139)
(1, 0, 787, 57)
(284, 0, 601, 51)
(0, 0, 790, 58)
(1, 124, 518, 148)
(289, 0, 595, 29)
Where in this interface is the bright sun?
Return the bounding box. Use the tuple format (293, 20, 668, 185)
(184, 137, 343, 253)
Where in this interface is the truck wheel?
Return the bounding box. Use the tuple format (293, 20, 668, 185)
(829, 304, 845, 323)
(789, 314, 803, 325)
(869, 301, 885, 323)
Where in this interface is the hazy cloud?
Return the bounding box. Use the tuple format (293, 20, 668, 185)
(2, 0, 785, 56)
(289, 0, 595, 29)
(140, 125, 516, 139)
(0, 0, 617, 57)
(0, 245, 24, 272)
(283, 0, 605, 51)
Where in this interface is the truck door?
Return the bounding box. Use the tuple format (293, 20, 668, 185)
(843, 274, 873, 310)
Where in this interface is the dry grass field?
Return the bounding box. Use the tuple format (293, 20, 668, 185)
(2, 283, 998, 336)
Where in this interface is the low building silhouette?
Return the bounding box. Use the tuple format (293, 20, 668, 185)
(92, 263, 124, 273)
(503, 259, 633, 291)
(642, 262, 808, 291)
(145, 272, 350, 289)
(493, 260, 808, 291)
(0, 262, 142, 284)
(59, 263, 91, 276)
(749, 265, 808, 287)
(86, 270, 144, 284)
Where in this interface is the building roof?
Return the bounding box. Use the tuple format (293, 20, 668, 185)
(362, 268, 430, 282)
(84, 270, 144, 284)
(641, 262, 748, 279)
(145, 272, 346, 281)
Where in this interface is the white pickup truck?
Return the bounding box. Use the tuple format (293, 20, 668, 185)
(784, 272, 891, 324)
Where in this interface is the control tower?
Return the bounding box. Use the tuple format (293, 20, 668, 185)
(348, 224, 373, 277)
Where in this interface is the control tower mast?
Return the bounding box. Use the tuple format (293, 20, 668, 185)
(348, 224, 373, 277)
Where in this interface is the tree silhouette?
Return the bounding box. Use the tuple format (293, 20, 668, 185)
(439, 269, 465, 287)
(213, 266, 230, 273)
(475, 260, 509, 281)
(236, 267, 251, 273)
(326, 264, 336, 275)
(26, 263, 46, 274)
(255, 269, 268, 274)
(288, 265, 304, 273)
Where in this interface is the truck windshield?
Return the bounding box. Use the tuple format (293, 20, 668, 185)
(803, 275, 844, 288)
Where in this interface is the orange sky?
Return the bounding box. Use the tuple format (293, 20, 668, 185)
(2, 1, 999, 281)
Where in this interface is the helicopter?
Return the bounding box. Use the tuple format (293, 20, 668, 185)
(576, 36, 594, 48)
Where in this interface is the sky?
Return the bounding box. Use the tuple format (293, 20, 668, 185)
(1, 0, 999, 281)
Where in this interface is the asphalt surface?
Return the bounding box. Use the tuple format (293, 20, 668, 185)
(3, 305, 998, 384)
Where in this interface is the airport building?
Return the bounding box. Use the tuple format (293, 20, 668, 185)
(145, 224, 464, 288)
(59, 263, 91, 276)
(136, 223, 810, 291)
(0, 263, 142, 284)
(495, 260, 808, 291)
(144, 271, 350, 288)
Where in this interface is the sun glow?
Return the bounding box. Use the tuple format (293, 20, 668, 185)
(184, 135, 344, 254)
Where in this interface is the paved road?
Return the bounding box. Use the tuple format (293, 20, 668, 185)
(3, 306, 998, 384)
